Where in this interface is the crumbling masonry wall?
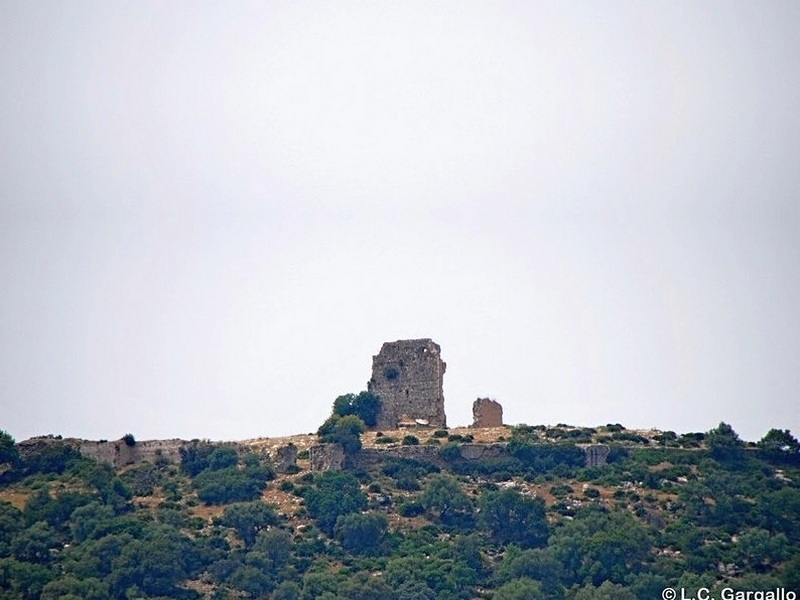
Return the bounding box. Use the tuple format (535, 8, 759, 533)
(472, 398, 503, 428)
(367, 339, 447, 430)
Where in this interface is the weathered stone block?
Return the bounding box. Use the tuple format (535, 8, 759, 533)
(274, 444, 298, 472)
(472, 398, 503, 428)
(309, 443, 345, 471)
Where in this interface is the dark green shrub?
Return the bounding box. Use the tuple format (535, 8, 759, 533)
(179, 441, 216, 476)
(217, 501, 280, 547)
(478, 488, 549, 548)
(396, 477, 421, 491)
(194, 467, 267, 504)
(584, 487, 601, 499)
(549, 484, 573, 497)
(334, 512, 388, 555)
(304, 471, 367, 536)
(22, 443, 85, 475)
(397, 501, 425, 517)
(207, 446, 239, 470)
(318, 415, 366, 454)
(331, 391, 382, 427)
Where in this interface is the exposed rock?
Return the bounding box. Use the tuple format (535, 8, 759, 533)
(459, 443, 505, 460)
(368, 339, 447, 430)
(472, 398, 503, 428)
(274, 444, 298, 472)
(581, 444, 610, 467)
(309, 443, 345, 471)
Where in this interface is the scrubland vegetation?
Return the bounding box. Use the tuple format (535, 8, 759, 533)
(0, 421, 798, 599)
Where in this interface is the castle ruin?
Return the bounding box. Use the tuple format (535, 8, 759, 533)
(368, 338, 447, 430)
(472, 398, 503, 428)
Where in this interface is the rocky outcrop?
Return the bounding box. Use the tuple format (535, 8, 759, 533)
(472, 398, 503, 428)
(368, 339, 447, 430)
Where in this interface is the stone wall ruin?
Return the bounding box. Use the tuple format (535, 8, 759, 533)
(309, 443, 345, 471)
(580, 444, 610, 467)
(472, 398, 503, 428)
(274, 444, 298, 472)
(367, 338, 447, 430)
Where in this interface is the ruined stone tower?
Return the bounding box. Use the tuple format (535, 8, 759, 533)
(368, 339, 447, 429)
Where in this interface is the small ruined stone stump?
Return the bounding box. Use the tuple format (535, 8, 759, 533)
(274, 444, 298, 473)
(309, 443, 345, 471)
(472, 398, 503, 428)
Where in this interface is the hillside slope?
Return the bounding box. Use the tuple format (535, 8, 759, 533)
(0, 422, 798, 600)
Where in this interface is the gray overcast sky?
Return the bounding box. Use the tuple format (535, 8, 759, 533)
(1, 1, 798, 443)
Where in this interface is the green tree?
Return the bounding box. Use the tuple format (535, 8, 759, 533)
(493, 577, 545, 600)
(568, 580, 636, 600)
(496, 547, 563, 597)
(207, 446, 239, 470)
(273, 580, 302, 600)
(11, 521, 59, 564)
(179, 441, 215, 476)
(334, 511, 388, 555)
(758, 429, 800, 462)
(780, 553, 800, 591)
(478, 488, 549, 548)
(420, 475, 472, 526)
(69, 502, 115, 542)
(40, 575, 109, 600)
(0, 501, 23, 556)
(301, 570, 341, 600)
(194, 466, 267, 504)
(252, 528, 293, 570)
(0, 557, 54, 600)
(339, 571, 395, 600)
(304, 471, 367, 536)
(217, 501, 280, 548)
(21, 442, 83, 475)
(734, 528, 789, 570)
(106, 524, 196, 597)
(318, 414, 366, 454)
(228, 564, 273, 596)
(549, 507, 652, 586)
(396, 580, 436, 600)
(384, 554, 463, 597)
(0, 430, 19, 470)
(707, 422, 744, 461)
(332, 391, 382, 427)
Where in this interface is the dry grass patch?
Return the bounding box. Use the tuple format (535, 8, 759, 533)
(0, 490, 29, 510)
